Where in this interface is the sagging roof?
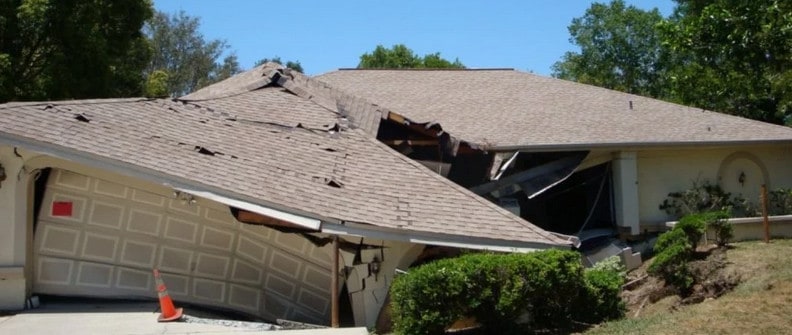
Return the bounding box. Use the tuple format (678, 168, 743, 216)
(315, 69, 792, 150)
(0, 64, 571, 249)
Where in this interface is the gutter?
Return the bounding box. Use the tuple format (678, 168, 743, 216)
(321, 221, 574, 253)
(488, 139, 792, 153)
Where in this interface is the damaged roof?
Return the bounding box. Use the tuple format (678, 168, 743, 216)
(0, 64, 570, 249)
(315, 69, 792, 150)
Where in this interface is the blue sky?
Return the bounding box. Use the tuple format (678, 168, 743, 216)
(152, 1, 675, 76)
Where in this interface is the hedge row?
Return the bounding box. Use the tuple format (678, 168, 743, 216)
(389, 249, 624, 334)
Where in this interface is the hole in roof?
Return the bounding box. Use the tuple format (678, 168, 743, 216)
(324, 148, 337, 152)
(74, 114, 90, 123)
(194, 146, 215, 156)
(326, 180, 342, 188)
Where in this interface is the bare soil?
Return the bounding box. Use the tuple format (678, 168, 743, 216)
(621, 245, 741, 318)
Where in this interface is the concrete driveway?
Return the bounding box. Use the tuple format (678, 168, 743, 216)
(0, 299, 367, 335)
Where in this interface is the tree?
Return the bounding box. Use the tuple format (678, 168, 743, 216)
(254, 57, 304, 73)
(358, 44, 465, 69)
(552, 0, 669, 97)
(660, 0, 792, 124)
(554, 0, 792, 125)
(0, 0, 153, 102)
(144, 10, 241, 97)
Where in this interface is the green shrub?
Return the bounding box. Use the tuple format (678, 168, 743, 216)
(649, 210, 731, 292)
(577, 266, 626, 323)
(389, 249, 624, 334)
(701, 210, 733, 246)
(648, 229, 695, 291)
(769, 188, 792, 215)
(676, 214, 707, 248)
(659, 179, 753, 219)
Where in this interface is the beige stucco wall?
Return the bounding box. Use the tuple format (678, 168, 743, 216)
(337, 239, 421, 328)
(0, 146, 32, 310)
(637, 145, 792, 226)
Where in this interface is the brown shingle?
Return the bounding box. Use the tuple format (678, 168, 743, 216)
(315, 69, 792, 149)
(0, 72, 568, 248)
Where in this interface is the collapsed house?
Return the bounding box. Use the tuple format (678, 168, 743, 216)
(315, 69, 792, 252)
(0, 64, 573, 328)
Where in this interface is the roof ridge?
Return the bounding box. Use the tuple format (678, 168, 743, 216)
(337, 67, 515, 71)
(0, 97, 152, 109)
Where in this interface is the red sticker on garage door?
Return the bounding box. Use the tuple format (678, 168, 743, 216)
(52, 201, 73, 217)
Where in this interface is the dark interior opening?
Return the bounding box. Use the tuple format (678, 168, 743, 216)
(520, 162, 615, 235)
(33, 168, 52, 232)
(338, 283, 355, 327)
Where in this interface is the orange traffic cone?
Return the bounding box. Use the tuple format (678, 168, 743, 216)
(153, 269, 183, 322)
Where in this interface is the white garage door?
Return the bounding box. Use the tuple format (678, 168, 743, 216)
(34, 169, 334, 324)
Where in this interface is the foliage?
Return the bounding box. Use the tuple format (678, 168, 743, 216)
(676, 214, 706, 247)
(144, 10, 241, 97)
(768, 188, 792, 215)
(556, 0, 792, 125)
(650, 210, 732, 290)
(254, 57, 304, 73)
(390, 249, 624, 334)
(660, 0, 792, 124)
(552, 0, 670, 96)
(591, 255, 626, 277)
(358, 44, 465, 69)
(703, 210, 733, 247)
(143, 70, 169, 98)
(577, 265, 627, 323)
(649, 228, 696, 291)
(659, 179, 741, 218)
(0, 0, 154, 102)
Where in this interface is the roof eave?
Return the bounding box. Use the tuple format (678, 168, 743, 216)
(321, 221, 573, 252)
(488, 139, 792, 153)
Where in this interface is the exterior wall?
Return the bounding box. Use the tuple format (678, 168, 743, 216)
(637, 145, 792, 226)
(613, 151, 640, 234)
(339, 239, 421, 328)
(0, 146, 31, 310)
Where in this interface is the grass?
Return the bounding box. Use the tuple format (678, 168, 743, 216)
(586, 239, 792, 335)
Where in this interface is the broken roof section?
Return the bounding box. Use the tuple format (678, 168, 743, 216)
(0, 63, 572, 250)
(315, 69, 792, 150)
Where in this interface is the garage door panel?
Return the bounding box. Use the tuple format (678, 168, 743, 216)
(34, 169, 334, 324)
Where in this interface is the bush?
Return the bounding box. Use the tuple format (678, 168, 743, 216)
(676, 214, 707, 248)
(577, 266, 626, 323)
(649, 210, 732, 291)
(389, 249, 624, 334)
(648, 229, 695, 291)
(769, 188, 792, 215)
(659, 179, 753, 218)
(701, 210, 732, 246)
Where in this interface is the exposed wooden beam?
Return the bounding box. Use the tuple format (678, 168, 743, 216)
(331, 235, 340, 328)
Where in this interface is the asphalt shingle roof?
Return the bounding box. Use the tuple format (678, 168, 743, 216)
(0, 66, 569, 247)
(315, 69, 792, 149)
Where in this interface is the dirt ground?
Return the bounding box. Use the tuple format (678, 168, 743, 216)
(620, 245, 741, 318)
